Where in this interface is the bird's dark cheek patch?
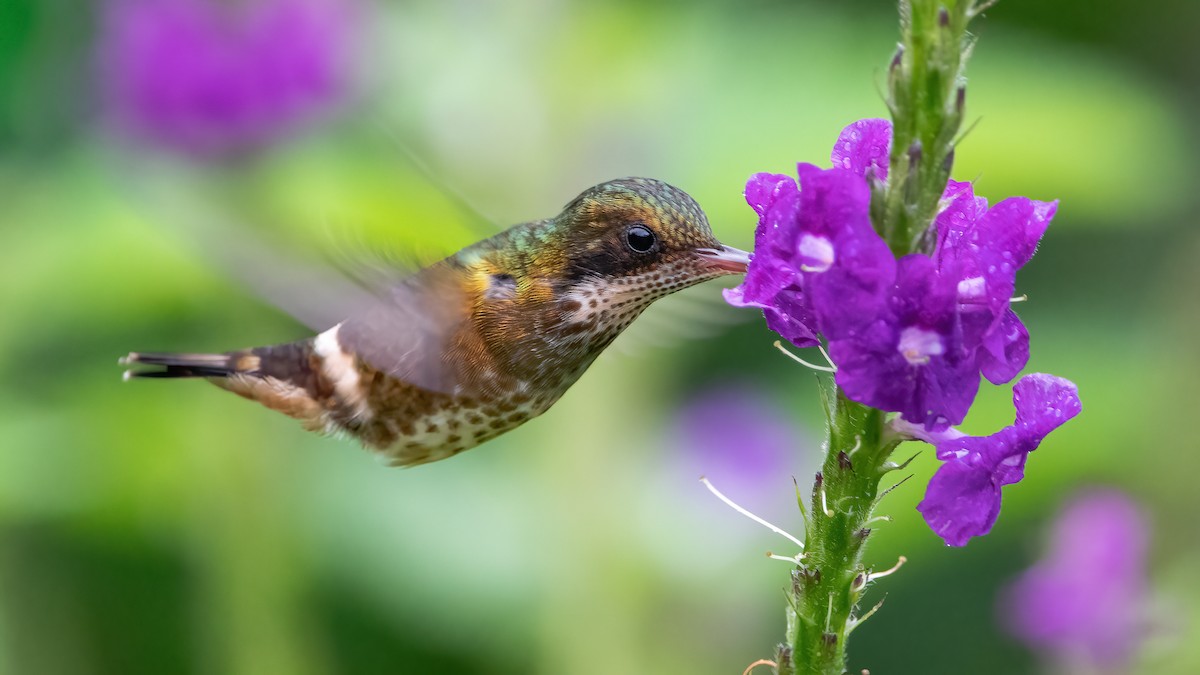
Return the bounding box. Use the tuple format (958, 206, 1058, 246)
(565, 249, 621, 281)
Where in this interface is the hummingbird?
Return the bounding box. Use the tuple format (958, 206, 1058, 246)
(121, 177, 749, 466)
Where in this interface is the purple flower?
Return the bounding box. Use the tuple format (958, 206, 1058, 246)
(723, 172, 819, 347)
(830, 117, 891, 179)
(935, 185, 1058, 384)
(98, 0, 352, 156)
(1000, 490, 1149, 669)
(830, 254, 976, 429)
(792, 163, 896, 341)
(898, 373, 1081, 546)
(726, 117, 1061, 429)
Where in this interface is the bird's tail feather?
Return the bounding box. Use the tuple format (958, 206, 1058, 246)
(119, 351, 252, 380)
(120, 341, 333, 428)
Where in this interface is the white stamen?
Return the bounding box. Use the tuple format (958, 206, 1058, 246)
(867, 556, 908, 582)
(700, 477, 805, 549)
(956, 276, 985, 300)
(774, 341, 837, 373)
(817, 343, 836, 370)
(797, 234, 835, 273)
(767, 552, 806, 564)
(1010, 294, 1028, 303)
(897, 327, 944, 366)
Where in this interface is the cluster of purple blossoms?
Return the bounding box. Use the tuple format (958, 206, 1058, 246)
(97, 0, 352, 156)
(726, 118, 1081, 546)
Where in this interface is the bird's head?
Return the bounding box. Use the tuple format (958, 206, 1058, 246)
(546, 178, 749, 312)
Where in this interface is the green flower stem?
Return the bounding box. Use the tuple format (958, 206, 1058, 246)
(881, 0, 988, 255)
(776, 3, 992, 673)
(780, 392, 899, 675)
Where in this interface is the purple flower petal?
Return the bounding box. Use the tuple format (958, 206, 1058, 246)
(792, 164, 896, 341)
(934, 180, 989, 263)
(977, 308, 1030, 385)
(725, 172, 821, 347)
(830, 118, 892, 180)
(831, 254, 977, 428)
(1011, 372, 1083, 439)
(986, 197, 1058, 269)
(914, 373, 1081, 546)
(917, 448, 1005, 547)
(935, 190, 1058, 379)
(725, 284, 820, 348)
(745, 173, 797, 227)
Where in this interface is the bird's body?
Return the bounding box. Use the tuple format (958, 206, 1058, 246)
(122, 178, 748, 465)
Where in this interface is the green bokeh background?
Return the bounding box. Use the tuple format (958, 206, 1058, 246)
(2, 1, 1198, 673)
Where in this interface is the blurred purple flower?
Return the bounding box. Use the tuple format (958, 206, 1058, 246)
(672, 384, 798, 501)
(1000, 489, 1150, 669)
(98, 0, 352, 156)
(897, 373, 1082, 546)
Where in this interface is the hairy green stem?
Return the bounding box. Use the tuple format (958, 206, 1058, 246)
(778, 392, 898, 675)
(775, 2, 989, 673)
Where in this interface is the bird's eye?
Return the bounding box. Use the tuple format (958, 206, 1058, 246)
(625, 224, 657, 253)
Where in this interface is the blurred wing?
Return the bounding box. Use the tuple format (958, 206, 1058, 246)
(370, 116, 505, 235)
(182, 226, 474, 395)
(608, 281, 750, 357)
(335, 263, 472, 395)
(115, 161, 473, 394)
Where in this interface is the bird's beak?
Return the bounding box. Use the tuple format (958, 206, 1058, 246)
(695, 245, 751, 274)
